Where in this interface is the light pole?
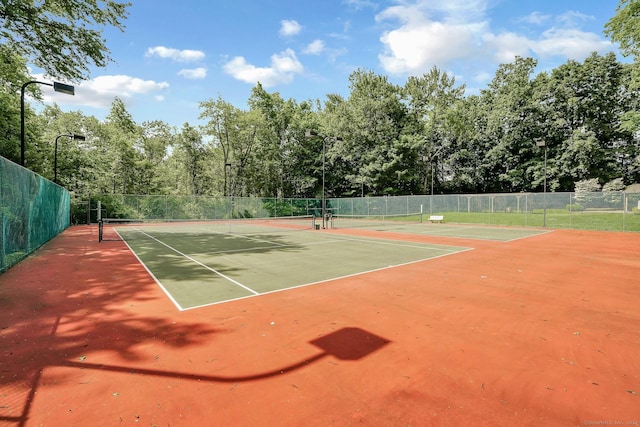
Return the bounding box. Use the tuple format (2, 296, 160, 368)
(425, 145, 443, 215)
(225, 162, 234, 217)
(21, 80, 75, 166)
(54, 133, 85, 184)
(536, 139, 547, 227)
(305, 130, 342, 229)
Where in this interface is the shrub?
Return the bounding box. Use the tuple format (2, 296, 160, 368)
(566, 203, 584, 211)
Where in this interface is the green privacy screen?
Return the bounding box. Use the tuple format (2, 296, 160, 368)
(0, 156, 70, 272)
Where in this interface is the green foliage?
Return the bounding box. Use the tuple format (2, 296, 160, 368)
(605, 0, 640, 60)
(261, 198, 310, 217)
(4, 2, 640, 203)
(0, 0, 131, 81)
(566, 204, 584, 211)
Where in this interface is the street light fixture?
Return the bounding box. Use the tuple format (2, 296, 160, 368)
(21, 80, 76, 166)
(536, 139, 547, 227)
(54, 133, 85, 184)
(305, 130, 342, 229)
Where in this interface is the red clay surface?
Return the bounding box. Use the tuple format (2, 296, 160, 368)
(0, 225, 639, 426)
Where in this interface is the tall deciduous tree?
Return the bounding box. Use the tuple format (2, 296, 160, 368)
(543, 52, 636, 188)
(0, 43, 39, 163)
(324, 69, 406, 196)
(248, 83, 313, 198)
(175, 123, 208, 196)
(0, 0, 130, 81)
(605, 0, 640, 60)
(137, 120, 174, 194)
(101, 97, 140, 193)
(403, 66, 465, 194)
(478, 57, 541, 192)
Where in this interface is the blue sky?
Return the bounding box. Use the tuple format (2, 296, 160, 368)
(39, 0, 623, 128)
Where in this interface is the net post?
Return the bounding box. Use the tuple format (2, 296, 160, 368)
(98, 219, 103, 242)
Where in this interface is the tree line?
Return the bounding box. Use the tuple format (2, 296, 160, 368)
(1, 1, 639, 201)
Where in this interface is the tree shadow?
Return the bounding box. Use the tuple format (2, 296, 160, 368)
(0, 226, 220, 425)
(0, 226, 391, 426)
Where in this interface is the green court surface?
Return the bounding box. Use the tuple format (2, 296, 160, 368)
(331, 219, 550, 241)
(115, 224, 470, 310)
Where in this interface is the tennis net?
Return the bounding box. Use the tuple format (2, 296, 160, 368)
(98, 215, 316, 242)
(329, 213, 424, 230)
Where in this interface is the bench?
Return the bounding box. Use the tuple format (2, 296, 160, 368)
(428, 215, 444, 223)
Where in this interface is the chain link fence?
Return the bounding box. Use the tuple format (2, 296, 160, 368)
(76, 191, 640, 232)
(1, 157, 70, 272)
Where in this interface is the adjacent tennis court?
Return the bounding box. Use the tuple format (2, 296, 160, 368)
(2, 221, 639, 426)
(101, 217, 472, 309)
(329, 214, 551, 241)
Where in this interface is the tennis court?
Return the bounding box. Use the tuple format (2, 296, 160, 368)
(329, 214, 551, 241)
(1, 219, 638, 426)
(100, 217, 471, 309)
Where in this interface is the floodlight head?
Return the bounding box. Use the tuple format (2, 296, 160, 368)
(535, 139, 546, 147)
(73, 134, 86, 141)
(305, 130, 318, 138)
(53, 82, 75, 96)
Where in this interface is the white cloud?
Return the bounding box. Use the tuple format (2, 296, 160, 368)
(223, 49, 303, 87)
(483, 32, 533, 63)
(375, 1, 613, 75)
(145, 46, 206, 62)
(41, 75, 169, 109)
(377, 4, 486, 74)
(303, 39, 326, 55)
(534, 28, 613, 61)
(343, 0, 378, 11)
(279, 20, 302, 37)
(556, 11, 593, 27)
(178, 67, 207, 79)
(520, 12, 551, 25)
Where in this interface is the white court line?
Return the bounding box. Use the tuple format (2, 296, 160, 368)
(185, 246, 475, 311)
(413, 225, 553, 242)
(114, 228, 185, 311)
(327, 235, 464, 252)
(117, 227, 473, 311)
(127, 228, 260, 298)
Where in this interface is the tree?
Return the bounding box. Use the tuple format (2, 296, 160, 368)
(101, 97, 140, 194)
(175, 123, 209, 196)
(247, 84, 314, 198)
(137, 120, 175, 194)
(323, 69, 406, 196)
(0, 44, 34, 162)
(403, 66, 466, 194)
(478, 57, 541, 192)
(544, 52, 636, 188)
(0, 0, 130, 81)
(604, 0, 640, 60)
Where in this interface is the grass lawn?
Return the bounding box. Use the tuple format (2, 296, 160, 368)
(427, 209, 640, 231)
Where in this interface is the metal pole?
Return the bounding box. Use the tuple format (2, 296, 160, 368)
(225, 163, 233, 230)
(430, 162, 434, 215)
(543, 145, 547, 227)
(21, 80, 74, 167)
(322, 137, 326, 229)
(54, 135, 60, 183)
